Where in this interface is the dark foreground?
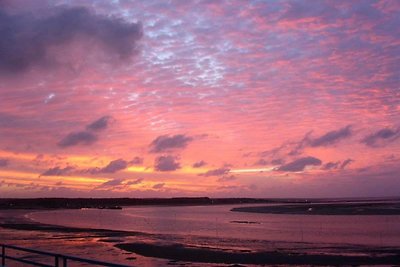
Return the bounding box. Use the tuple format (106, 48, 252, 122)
(2, 210, 400, 266)
(116, 242, 400, 265)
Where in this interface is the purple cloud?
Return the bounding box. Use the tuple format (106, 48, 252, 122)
(340, 158, 354, 169)
(58, 131, 97, 147)
(277, 157, 322, 172)
(100, 159, 128, 173)
(97, 178, 125, 188)
(154, 155, 181, 171)
(192, 160, 207, 168)
(322, 161, 341, 170)
(309, 125, 352, 147)
(361, 128, 400, 147)
(199, 167, 230, 177)
(40, 166, 74, 176)
(130, 156, 144, 165)
(86, 116, 112, 131)
(149, 134, 193, 153)
(0, 6, 142, 74)
(126, 178, 143, 185)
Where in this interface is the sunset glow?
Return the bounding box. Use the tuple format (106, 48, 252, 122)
(0, 0, 399, 198)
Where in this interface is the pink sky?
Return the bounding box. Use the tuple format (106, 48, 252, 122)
(0, 0, 399, 198)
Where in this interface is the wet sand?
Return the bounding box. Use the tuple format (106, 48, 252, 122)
(2, 209, 400, 266)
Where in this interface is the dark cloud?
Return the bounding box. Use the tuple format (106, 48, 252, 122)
(192, 160, 207, 168)
(309, 125, 352, 147)
(100, 159, 128, 173)
(154, 155, 181, 171)
(340, 158, 354, 169)
(40, 166, 74, 176)
(0, 6, 142, 74)
(277, 156, 322, 172)
(58, 131, 97, 147)
(149, 134, 193, 153)
(86, 116, 112, 131)
(361, 128, 400, 147)
(199, 167, 230, 177)
(153, 183, 165, 189)
(0, 158, 8, 167)
(126, 178, 143, 185)
(130, 156, 143, 165)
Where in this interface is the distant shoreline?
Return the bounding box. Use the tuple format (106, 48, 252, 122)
(1, 196, 399, 210)
(231, 201, 400, 215)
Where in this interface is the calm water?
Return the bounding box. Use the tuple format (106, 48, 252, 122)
(28, 204, 400, 247)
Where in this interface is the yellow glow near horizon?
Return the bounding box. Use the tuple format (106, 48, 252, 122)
(0, 170, 107, 184)
(125, 166, 153, 173)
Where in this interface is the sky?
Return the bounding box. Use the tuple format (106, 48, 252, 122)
(0, 0, 399, 198)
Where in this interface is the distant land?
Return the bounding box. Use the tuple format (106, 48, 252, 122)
(0, 197, 399, 210)
(232, 201, 400, 215)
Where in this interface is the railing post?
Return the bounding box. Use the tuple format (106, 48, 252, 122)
(55, 255, 59, 267)
(1, 245, 5, 266)
(62, 257, 67, 267)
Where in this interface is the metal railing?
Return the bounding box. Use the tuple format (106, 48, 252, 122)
(0, 244, 131, 267)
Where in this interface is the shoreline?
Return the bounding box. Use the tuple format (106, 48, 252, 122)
(231, 202, 400, 215)
(1, 209, 400, 265)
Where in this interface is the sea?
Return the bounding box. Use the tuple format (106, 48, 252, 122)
(28, 203, 400, 247)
